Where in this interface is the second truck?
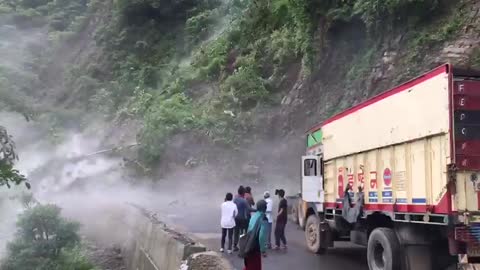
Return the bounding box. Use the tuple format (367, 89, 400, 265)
(294, 63, 480, 270)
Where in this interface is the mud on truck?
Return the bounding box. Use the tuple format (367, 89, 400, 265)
(293, 64, 480, 270)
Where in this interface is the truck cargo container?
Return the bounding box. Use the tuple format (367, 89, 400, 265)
(298, 64, 480, 270)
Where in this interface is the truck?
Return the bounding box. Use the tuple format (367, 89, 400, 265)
(297, 63, 480, 270)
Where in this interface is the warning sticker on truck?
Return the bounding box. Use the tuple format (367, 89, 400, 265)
(383, 168, 392, 190)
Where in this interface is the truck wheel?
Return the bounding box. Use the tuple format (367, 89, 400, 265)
(367, 228, 401, 270)
(305, 215, 327, 254)
(298, 209, 305, 230)
(291, 204, 299, 224)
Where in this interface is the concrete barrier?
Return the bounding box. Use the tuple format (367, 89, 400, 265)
(123, 206, 208, 270)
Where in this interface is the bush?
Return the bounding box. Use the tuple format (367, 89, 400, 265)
(185, 9, 218, 47)
(0, 126, 28, 189)
(139, 93, 196, 162)
(221, 65, 268, 109)
(267, 27, 298, 67)
(352, 0, 440, 32)
(192, 35, 231, 79)
(0, 204, 96, 270)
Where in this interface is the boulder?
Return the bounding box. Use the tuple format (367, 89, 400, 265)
(241, 163, 260, 178)
(185, 251, 233, 270)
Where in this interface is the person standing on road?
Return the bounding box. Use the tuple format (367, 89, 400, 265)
(245, 186, 255, 207)
(235, 185, 245, 199)
(221, 192, 238, 254)
(263, 191, 273, 249)
(234, 186, 251, 251)
(274, 189, 288, 250)
(245, 186, 255, 224)
(243, 199, 268, 270)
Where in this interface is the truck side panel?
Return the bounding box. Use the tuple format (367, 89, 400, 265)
(324, 134, 451, 214)
(321, 65, 450, 161)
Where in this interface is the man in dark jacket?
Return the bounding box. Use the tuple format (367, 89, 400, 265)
(274, 189, 288, 250)
(233, 186, 252, 251)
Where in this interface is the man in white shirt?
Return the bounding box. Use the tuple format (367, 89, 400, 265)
(264, 191, 273, 249)
(221, 192, 238, 254)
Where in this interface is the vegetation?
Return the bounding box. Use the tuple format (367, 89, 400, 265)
(0, 0, 471, 166)
(0, 204, 97, 270)
(0, 126, 29, 189)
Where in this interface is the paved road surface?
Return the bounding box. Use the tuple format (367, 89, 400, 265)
(168, 210, 369, 270)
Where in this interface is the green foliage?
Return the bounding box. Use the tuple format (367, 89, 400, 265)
(192, 35, 231, 79)
(405, 1, 466, 64)
(267, 28, 298, 67)
(0, 126, 29, 189)
(469, 47, 480, 70)
(345, 46, 376, 86)
(185, 9, 218, 47)
(0, 0, 89, 30)
(139, 93, 196, 162)
(126, 86, 154, 116)
(347, 0, 439, 32)
(221, 65, 268, 109)
(0, 204, 96, 270)
(57, 246, 99, 270)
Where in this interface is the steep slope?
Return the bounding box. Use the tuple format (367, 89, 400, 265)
(1, 0, 480, 185)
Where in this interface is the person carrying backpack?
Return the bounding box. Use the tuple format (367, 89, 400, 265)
(243, 200, 268, 270)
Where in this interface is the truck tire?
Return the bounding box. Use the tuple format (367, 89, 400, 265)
(305, 215, 327, 254)
(291, 203, 299, 224)
(367, 228, 401, 270)
(298, 209, 306, 230)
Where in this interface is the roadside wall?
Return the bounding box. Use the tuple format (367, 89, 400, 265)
(123, 206, 207, 270)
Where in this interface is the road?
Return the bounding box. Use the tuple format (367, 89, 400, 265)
(168, 210, 369, 270)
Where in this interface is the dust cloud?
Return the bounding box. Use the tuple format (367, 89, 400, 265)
(0, 109, 302, 256)
(0, 1, 304, 260)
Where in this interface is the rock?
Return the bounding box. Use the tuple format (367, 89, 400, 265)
(281, 95, 292, 105)
(185, 157, 198, 168)
(241, 163, 260, 178)
(186, 251, 233, 270)
(382, 51, 397, 64)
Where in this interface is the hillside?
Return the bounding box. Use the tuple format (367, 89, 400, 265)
(1, 0, 480, 185)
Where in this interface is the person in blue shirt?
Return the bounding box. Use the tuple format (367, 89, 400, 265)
(234, 186, 255, 251)
(243, 200, 268, 270)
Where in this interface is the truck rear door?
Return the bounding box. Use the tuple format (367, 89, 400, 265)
(453, 79, 480, 212)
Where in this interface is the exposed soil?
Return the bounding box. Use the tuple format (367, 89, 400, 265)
(85, 242, 127, 270)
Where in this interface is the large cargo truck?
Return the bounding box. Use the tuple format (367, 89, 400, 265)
(298, 64, 480, 270)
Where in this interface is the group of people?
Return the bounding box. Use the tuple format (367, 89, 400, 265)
(220, 185, 288, 270)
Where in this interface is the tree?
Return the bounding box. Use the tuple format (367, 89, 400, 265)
(0, 125, 30, 189)
(0, 204, 96, 270)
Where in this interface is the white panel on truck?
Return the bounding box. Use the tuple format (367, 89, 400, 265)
(322, 71, 450, 161)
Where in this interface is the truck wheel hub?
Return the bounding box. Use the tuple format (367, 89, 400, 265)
(307, 224, 318, 243)
(373, 242, 386, 268)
